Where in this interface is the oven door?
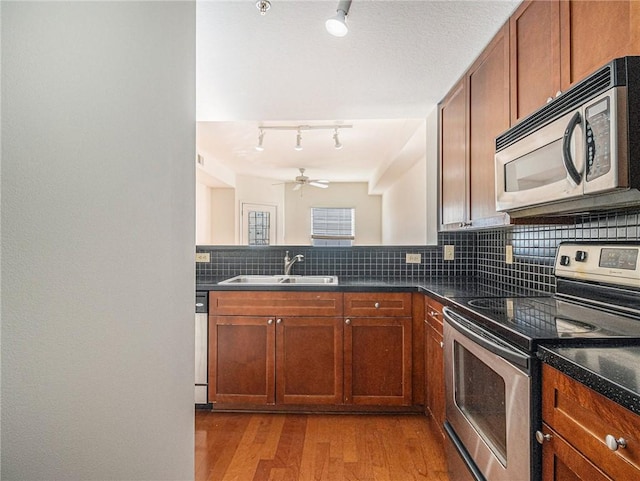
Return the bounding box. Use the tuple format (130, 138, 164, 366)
(444, 307, 532, 481)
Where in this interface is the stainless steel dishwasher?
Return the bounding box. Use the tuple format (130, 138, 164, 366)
(195, 292, 208, 404)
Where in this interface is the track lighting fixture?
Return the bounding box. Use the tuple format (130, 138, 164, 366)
(326, 0, 352, 37)
(256, 124, 352, 151)
(295, 130, 303, 151)
(256, 0, 271, 16)
(333, 128, 343, 150)
(255, 129, 265, 151)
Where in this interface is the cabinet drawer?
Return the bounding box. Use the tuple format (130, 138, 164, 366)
(344, 292, 412, 317)
(542, 364, 640, 480)
(210, 291, 343, 317)
(425, 296, 444, 334)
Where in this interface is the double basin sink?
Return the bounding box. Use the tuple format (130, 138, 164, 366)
(218, 275, 339, 285)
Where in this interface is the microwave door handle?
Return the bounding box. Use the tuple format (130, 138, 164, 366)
(562, 111, 583, 185)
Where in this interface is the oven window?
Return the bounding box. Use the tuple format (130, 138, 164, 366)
(454, 342, 507, 465)
(505, 139, 566, 192)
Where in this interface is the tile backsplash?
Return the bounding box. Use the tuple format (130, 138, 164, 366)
(197, 208, 640, 293)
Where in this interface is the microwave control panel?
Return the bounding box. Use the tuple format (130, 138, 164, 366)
(584, 96, 612, 181)
(555, 243, 640, 288)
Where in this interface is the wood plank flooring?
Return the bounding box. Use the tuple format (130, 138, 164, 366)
(195, 411, 449, 481)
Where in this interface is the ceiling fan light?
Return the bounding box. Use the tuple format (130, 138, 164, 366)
(326, 10, 348, 37)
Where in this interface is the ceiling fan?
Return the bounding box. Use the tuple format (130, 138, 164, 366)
(290, 168, 330, 191)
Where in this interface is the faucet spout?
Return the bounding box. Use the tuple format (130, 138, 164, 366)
(284, 251, 304, 276)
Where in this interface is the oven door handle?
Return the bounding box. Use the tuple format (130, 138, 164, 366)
(443, 307, 530, 370)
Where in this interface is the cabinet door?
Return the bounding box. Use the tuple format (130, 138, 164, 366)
(275, 316, 343, 405)
(209, 315, 275, 404)
(561, 0, 640, 89)
(344, 317, 412, 406)
(510, 0, 561, 123)
(542, 364, 640, 480)
(439, 78, 468, 228)
(540, 424, 612, 481)
(425, 324, 445, 436)
(468, 23, 510, 225)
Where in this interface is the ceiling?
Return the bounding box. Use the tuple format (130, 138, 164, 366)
(196, 0, 521, 187)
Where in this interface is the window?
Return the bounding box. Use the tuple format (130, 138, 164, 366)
(311, 207, 355, 246)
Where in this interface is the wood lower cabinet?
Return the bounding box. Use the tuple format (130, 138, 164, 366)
(210, 315, 275, 404)
(424, 296, 445, 437)
(344, 293, 413, 406)
(276, 316, 343, 405)
(209, 291, 344, 406)
(539, 364, 640, 480)
(210, 291, 413, 409)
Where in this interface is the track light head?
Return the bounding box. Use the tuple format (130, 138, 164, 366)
(255, 129, 265, 151)
(256, 0, 271, 16)
(326, 1, 352, 37)
(333, 129, 343, 149)
(295, 130, 303, 151)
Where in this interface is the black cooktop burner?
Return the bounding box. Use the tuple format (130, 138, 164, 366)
(451, 295, 640, 351)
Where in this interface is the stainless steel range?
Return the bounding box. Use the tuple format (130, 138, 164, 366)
(443, 242, 640, 481)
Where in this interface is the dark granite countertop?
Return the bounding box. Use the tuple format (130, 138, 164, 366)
(538, 344, 640, 415)
(196, 276, 544, 301)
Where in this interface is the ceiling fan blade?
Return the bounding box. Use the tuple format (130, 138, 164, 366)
(309, 181, 329, 188)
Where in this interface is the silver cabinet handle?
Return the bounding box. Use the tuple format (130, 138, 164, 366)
(276, 318, 282, 324)
(345, 319, 351, 325)
(439, 341, 444, 348)
(267, 319, 274, 325)
(374, 302, 380, 309)
(546, 97, 553, 104)
(535, 431, 552, 444)
(605, 434, 627, 451)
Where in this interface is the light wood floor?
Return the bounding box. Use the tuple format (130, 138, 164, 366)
(195, 411, 449, 481)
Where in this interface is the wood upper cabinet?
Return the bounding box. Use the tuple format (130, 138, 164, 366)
(509, 0, 640, 124)
(424, 296, 445, 437)
(344, 293, 412, 406)
(560, 0, 640, 90)
(540, 364, 640, 480)
(468, 22, 510, 226)
(439, 78, 468, 229)
(439, 22, 510, 230)
(510, 0, 561, 123)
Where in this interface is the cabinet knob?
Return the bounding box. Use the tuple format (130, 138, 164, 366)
(345, 319, 351, 325)
(276, 318, 282, 324)
(431, 310, 440, 317)
(605, 434, 627, 451)
(374, 302, 380, 309)
(546, 97, 553, 104)
(535, 430, 552, 444)
(267, 319, 274, 325)
(439, 341, 444, 349)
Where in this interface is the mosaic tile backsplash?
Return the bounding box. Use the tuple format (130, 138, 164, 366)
(197, 208, 640, 293)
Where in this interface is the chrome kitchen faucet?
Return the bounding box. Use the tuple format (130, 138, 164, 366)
(284, 251, 304, 275)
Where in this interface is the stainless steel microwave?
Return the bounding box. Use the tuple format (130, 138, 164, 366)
(495, 57, 640, 217)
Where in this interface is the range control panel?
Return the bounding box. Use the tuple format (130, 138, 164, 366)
(555, 242, 640, 288)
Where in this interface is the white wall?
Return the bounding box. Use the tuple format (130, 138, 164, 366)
(284, 183, 382, 245)
(382, 156, 427, 245)
(425, 107, 439, 245)
(1, 3, 195, 480)
(196, 181, 212, 244)
(211, 188, 235, 245)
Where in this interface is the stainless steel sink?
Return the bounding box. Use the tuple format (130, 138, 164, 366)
(218, 275, 338, 285)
